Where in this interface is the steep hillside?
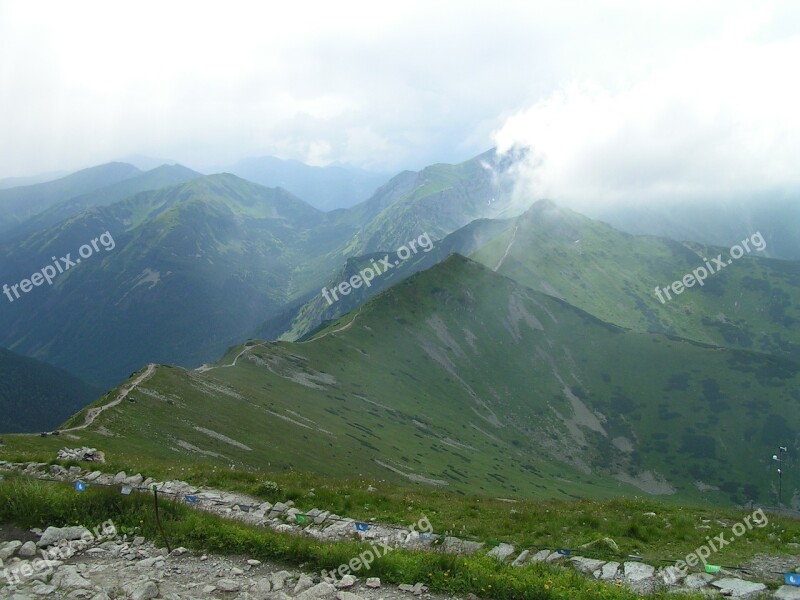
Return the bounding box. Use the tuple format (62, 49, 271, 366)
(0, 162, 141, 235)
(0, 174, 328, 385)
(329, 149, 519, 256)
(9, 164, 202, 240)
(471, 200, 800, 362)
(0, 347, 101, 432)
(43, 256, 800, 506)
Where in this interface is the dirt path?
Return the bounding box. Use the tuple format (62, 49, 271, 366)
(61, 364, 157, 432)
(196, 343, 268, 372)
(493, 223, 519, 271)
(301, 308, 362, 343)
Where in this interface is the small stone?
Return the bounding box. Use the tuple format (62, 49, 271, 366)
(247, 559, 261, 566)
(365, 577, 381, 588)
(335, 574, 357, 589)
(294, 574, 315, 594)
(18, 541, 37, 557)
(230, 567, 244, 576)
(216, 578, 241, 592)
(271, 570, 291, 590)
(200, 554, 208, 561)
(0, 540, 23, 560)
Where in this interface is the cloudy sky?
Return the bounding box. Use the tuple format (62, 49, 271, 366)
(1, 0, 799, 204)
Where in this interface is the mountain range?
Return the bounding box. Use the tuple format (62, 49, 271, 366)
(1, 149, 798, 508)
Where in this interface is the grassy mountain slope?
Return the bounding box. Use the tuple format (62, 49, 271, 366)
(0, 174, 329, 385)
(0, 162, 141, 236)
(10, 164, 202, 240)
(272, 218, 516, 340)
(27, 255, 800, 506)
(329, 149, 517, 257)
(0, 347, 101, 433)
(470, 200, 800, 362)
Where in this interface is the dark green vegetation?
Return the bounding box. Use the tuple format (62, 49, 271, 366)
(4, 256, 798, 504)
(0, 348, 101, 432)
(0, 151, 514, 386)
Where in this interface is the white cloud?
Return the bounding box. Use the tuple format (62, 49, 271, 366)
(2, 0, 799, 182)
(494, 7, 800, 208)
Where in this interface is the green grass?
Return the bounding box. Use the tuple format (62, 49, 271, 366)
(0, 473, 714, 600)
(3, 460, 799, 571)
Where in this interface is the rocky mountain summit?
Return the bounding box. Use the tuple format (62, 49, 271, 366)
(2, 458, 799, 599)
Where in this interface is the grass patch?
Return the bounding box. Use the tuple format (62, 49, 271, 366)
(0, 474, 710, 599)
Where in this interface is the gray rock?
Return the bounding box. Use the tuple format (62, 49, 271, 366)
(545, 551, 567, 562)
(774, 586, 800, 599)
(37, 526, 91, 548)
(487, 543, 515, 562)
(682, 572, 714, 589)
(570, 556, 606, 574)
(124, 473, 144, 486)
(335, 574, 357, 589)
(441, 536, 484, 554)
(294, 574, 315, 594)
(136, 556, 164, 568)
(710, 577, 766, 597)
(623, 561, 655, 582)
(511, 549, 530, 566)
(365, 577, 381, 588)
(529, 549, 551, 562)
(252, 578, 272, 594)
(18, 541, 38, 557)
(30, 583, 58, 596)
(271, 570, 292, 590)
(0, 540, 23, 560)
(127, 581, 159, 600)
(113, 471, 127, 483)
(296, 582, 336, 599)
(335, 593, 364, 600)
(216, 578, 242, 592)
(51, 566, 92, 590)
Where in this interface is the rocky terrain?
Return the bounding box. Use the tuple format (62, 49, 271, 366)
(3, 456, 800, 599)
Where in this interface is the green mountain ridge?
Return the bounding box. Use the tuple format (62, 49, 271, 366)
(43, 255, 800, 507)
(0, 152, 520, 386)
(0, 162, 141, 236)
(7, 164, 202, 241)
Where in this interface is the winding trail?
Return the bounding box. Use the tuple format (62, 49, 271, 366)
(493, 223, 519, 272)
(300, 307, 363, 343)
(196, 343, 269, 372)
(61, 363, 157, 432)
